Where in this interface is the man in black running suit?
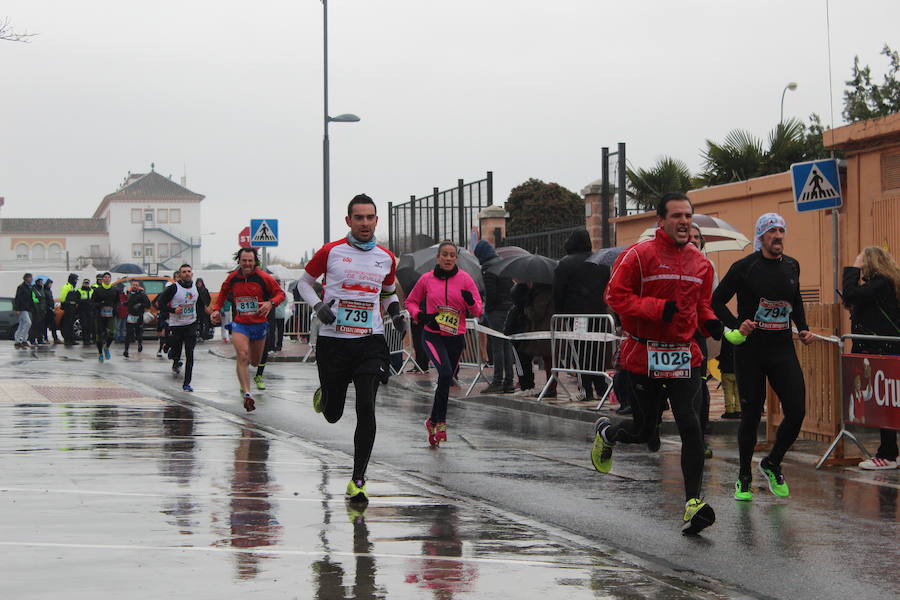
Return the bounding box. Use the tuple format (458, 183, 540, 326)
(712, 213, 815, 501)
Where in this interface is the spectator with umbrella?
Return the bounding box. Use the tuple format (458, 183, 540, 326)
(473, 240, 516, 394)
(405, 241, 483, 447)
(553, 229, 610, 401)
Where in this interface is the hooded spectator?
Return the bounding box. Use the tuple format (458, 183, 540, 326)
(474, 240, 516, 393)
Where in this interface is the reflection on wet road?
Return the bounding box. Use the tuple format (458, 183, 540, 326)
(0, 374, 730, 599)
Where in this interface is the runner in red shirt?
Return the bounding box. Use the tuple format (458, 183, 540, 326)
(591, 192, 723, 535)
(210, 247, 285, 411)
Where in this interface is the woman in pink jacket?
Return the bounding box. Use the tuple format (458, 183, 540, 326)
(405, 241, 483, 446)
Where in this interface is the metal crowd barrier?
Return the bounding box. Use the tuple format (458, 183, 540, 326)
(460, 318, 489, 397)
(284, 301, 313, 338)
(537, 314, 618, 408)
(383, 310, 423, 375)
(816, 333, 900, 469)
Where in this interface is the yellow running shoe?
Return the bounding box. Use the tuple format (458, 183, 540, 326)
(313, 387, 323, 413)
(590, 417, 614, 474)
(682, 498, 716, 535)
(254, 374, 266, 390)
(345, 479, 368, 504)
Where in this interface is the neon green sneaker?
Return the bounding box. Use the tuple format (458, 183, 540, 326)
(758, 458, 790, 498)
(682, 498, 716, 535)
(254, 374, 266, 390)
(345, 479, 368, 504)
(590, 417, 614, 474)
(313, 387, 323, 413)
(734, 477, 753, 501)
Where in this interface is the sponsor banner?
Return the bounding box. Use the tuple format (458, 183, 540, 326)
(842, 353, 900, 431)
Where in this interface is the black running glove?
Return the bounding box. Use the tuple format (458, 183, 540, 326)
(704, 319, 724, 341)
(460, 289, 475, 306)
(386, 302, 406, 334)
(662, 300, 677, 323)
(314, 299, 336, 325)
(421, 313, 438, 328)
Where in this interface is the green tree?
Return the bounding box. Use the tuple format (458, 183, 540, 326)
(843, 44, 900, 123)
(698, 117, 822, 186)
(505, 178, 583, 236)
(626, 156, 693, 212)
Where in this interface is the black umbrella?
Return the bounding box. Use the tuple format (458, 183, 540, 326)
(396, 244, 484, 294)
(487, 254, 558, 284)
(586, 245, 629, 267)
(110, 263, 144, 274)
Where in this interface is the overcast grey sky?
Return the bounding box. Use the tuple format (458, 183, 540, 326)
(1, 1, 898, 264)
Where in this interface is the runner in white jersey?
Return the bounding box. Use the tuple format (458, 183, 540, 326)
(155, 264, 209, 392)
(297, 194, 406, 504)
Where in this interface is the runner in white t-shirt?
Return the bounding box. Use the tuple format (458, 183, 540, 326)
(297, 194, 406, 504)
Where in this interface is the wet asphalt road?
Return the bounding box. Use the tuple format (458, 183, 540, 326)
(1, 343, 897, 599)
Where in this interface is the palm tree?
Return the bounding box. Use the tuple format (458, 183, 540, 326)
(698, 118, 809, 186)
(626, 156, 694, 212)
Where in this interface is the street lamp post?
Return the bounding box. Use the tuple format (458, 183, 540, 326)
(322, 0, 360, 245)
(780, 81, 798, 124)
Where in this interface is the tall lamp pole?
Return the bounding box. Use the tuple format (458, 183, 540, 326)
(780, 81, 798, 124)
(322, 0, 359, 245)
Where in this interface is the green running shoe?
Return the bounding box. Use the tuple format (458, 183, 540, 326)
(254, 374, 266, 390)
(313, 387, 323, 413)
(590, 417, 614, 474)
(759, 458, 789, 497)
(682, 498, 716, 535)
(734, 477, 753, 501)
(345, 479, 369, 504)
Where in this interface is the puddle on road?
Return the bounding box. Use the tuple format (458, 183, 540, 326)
(0, 394, 732, 599)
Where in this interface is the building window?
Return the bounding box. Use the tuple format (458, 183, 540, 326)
(158, 243, 169, 259)
(158, 209, 168, 224)
(169, 208, 181, 223)
(132, 244, 143, 258)
(144, 244, 154, 258)
(145, 209, 154, 225)
(31, 243, 46, 260)
(48, 243, 62, 261)
(15, 243, 28, 260)
(131, 208, 142, 223)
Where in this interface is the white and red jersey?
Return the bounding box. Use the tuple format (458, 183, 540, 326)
(304, 239, 397, 339)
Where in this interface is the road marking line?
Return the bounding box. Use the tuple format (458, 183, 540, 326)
(0, 487, 439, 506)
(0, 540, 636, 571)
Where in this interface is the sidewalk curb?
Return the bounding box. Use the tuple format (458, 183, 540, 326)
(389, 376, 761, 436)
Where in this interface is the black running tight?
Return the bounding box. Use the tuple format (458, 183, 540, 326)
(321, 373, 380, 481)
(605, 369, 706, 500)
(735, 342, 806, 478)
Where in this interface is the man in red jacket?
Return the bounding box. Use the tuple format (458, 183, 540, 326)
(591, 192, 723, 535)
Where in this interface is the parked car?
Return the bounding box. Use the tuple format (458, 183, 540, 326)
(0, 297, 19, 339)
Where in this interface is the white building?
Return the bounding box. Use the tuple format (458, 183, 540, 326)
(1, 166, 204, 273)
(92, 169, 204, 273)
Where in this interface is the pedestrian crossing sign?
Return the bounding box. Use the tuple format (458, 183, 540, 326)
(790, 159, 843, 212)
(250, 219, 279, 247)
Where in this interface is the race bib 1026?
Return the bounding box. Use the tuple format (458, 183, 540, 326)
(647, 341, 691, 379)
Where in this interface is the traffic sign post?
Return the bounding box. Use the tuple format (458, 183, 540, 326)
(250, 219, 279, 247)
(791, 158, 843, 302)
(791, 158, 842, 212)
(238, 226, 252, 248)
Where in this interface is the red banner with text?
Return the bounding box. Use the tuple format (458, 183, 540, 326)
(842, 353, 900, 431)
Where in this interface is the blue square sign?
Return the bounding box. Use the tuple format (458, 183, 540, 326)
(250, 219, 279, 247)
(790, 159, 842, 212)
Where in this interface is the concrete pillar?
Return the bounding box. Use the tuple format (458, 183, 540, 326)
(478, 205, 508, 247)
(582, 181, 604, 250)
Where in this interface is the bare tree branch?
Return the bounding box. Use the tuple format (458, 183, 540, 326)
(1, 17, 37, 43)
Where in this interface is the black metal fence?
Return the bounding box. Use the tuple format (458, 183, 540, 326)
(499, 224, 585, 259)
(388, 172, 493, 255)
